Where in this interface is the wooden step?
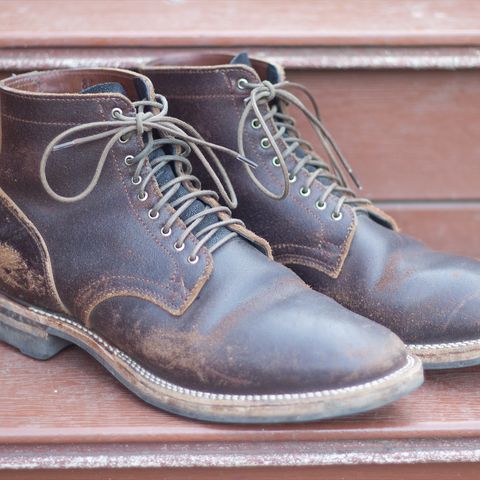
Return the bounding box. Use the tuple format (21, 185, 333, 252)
(1, 341, 480, 479)
(1, 0, 480, 48)
(1, 2, 479, 257)
(0, 1, 479, 477)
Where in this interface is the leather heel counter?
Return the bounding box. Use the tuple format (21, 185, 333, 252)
(0, 189, 67, 313)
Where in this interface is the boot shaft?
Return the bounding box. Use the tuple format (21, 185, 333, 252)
(141, 53, 369, 279)
(0, 68, 260, 320)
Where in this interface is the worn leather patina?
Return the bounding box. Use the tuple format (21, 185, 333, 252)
(142, 53, 480, 361)
(0, 68, 418, 410)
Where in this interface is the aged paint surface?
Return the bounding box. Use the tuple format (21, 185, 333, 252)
(1, 439, 480, 469)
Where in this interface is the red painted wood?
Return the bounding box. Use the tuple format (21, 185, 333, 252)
(0, 343, 478, 446)
(2, 464, 480, 480)
(1, 343, 480, 474)
(288, 69, 480, 201)
(1, 0, 480, 48)
(380, 203, 480, 259)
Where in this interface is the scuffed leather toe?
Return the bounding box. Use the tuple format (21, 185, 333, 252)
(90, 239, 410, 396)
(296, 215, 480, 347)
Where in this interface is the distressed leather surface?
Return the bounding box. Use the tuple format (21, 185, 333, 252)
(0, 68, 409, 395)
(293, 215, 480, 345)
(0, 189, 64, 312)
(0, 71, 213, 323)
(143, 53, 480, 346)
(90, 238, 407, 394)
(143, 64, 357, 279)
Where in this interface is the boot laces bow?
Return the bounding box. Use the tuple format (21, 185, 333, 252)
(238, 80, 371, 216)
(40, 94, 256, 257)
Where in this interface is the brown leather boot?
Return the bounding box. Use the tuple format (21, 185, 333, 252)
(0, 68, 422, 423)
(142, 52, 480, 369)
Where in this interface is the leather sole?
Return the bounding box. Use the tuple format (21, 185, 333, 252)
(408, 340, 480, 369)
(0, 293, 424, 423)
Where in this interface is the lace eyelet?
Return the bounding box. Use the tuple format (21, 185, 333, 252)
(237, 78, 248, 90)
(300, 187, 311, 197)
(288, 174, 297, 183)
(174, 242, 185, 252)
(331, 211, 343, 221)
(111, 107, 123, 119)
(260, 138, 270, 149)
(131, 175, 142, 185)
(272, 156, 280, 167)
(251, 119, 261, 129)
(124, 155, 134, 166)
(138, 191, 148, 202)
(148, 209, 159, 220)
(315, 200, 327, 210)
(161, 226, 172, 237)
(119, 135, 129, 144)
(188, 255, 199, 265)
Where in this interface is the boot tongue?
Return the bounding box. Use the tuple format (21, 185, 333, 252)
(230, 52, 252, 68)
(80, 81, 232, 250)
(80, 82, 127, 96)
(229, 52, 281, 83)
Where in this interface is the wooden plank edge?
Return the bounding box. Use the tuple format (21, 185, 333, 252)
(2, 30, 480, 49)
(3, 47, 480, 72)
(1, 438, 480, 470)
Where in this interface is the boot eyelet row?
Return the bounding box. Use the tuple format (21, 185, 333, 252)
(260, 138, 270, 149)
(148, 209, 159, 220)
(188, 255, 199, 264)
(161, 226, 172, 237)
(131, 175, 142, 185)
(272, 156, 280, 167)
(331, 212, 343, 221)
(251, 119, 261, 129)
(111, 107, 123, 119)
(138, 191, 148, 202)
(237, 78, 248, 90)
(300, 187, 311, 197)
(124, 155, 134, 166)
(174, 242, 185, 252)
(315, 200, 327, 210)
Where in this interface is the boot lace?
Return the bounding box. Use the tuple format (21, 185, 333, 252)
(237, 79, 371, 217)
(40, 94, 257, 261)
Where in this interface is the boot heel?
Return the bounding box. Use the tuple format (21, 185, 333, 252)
(0, 302, 71, 360)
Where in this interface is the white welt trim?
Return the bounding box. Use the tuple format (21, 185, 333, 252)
(407, 338, 480, 351)
(30, 306, 416, 403)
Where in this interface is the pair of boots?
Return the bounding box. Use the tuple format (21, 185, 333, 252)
(0, 52, 478, 424)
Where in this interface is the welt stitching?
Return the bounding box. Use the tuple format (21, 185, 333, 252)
(31, 305, 418, 401)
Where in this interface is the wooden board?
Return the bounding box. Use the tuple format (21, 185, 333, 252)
(0, 1, 479, 477)
(1, 340, 480, 477)
(2, 0, 480, 47)
(289, 69, 480, 201)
